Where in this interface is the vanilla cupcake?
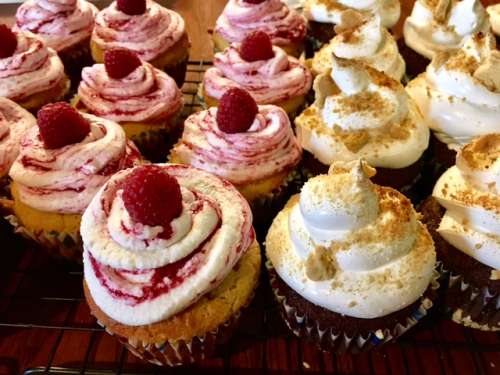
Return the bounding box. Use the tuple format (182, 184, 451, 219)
(266, 160, 437, 352)
(420, 134, 499, 331)
(83, 164, 260, 365)
(310, 10, 405, 81)
(487, 4, 500, 44)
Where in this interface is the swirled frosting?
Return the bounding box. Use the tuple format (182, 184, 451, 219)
(403, 0, 491, 59)
(92, 0, 186, 61)
(9, 114, 141, 214)
(303, 0, 400, 28)
(433, 134, 500, 270)
(78, 61, 182, 123)
(266, 160, 436, 318)
(488, 5, 500, 37)
(82, 164, 254, 325)
(0, 30, 66, 101)
(215, 0, 307, 47)
(406, 33, 500, 150)
(15, 0, 98, 52)
(310, 12, 405, 80)
(203, 44, 312, 104)
(170, 105, 301, 186)
(0, 98, 36, 179)
(295, 57, 429, 169)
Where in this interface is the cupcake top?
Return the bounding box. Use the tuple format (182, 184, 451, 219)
(215, 0, 307, 47)
(9, 103, 141, 215)
(295, 56, 429, 169)
(403, 0, 491, 59)
(0, 98, 36, 179)
(82, 164, 254, 325)
(0, 27, 66, 102)
(78, 49, 182, 123)
(92, 0, 186, 62)
(433, 134, 500, 271)
(15, 0, 98, 52)
(406, 32, 500, 149)
(303, 0, 400, 29)
(310, 10, 405, 81)
(487, 4, 500, 37)
(266, 160, 436, 318)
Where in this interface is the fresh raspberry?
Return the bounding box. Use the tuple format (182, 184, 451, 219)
(104, 49, 142, 79)
(37, 103, 91, 149)
(123, 166, 183, 231)
(216, 88, 258, 134)
(243, 0, 267, 4)
(117, 0, 146, 15)
(239, 31, 274, 62)
(0, 25, 18, 58)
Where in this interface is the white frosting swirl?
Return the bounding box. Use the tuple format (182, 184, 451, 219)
(488, 4, 500, 37)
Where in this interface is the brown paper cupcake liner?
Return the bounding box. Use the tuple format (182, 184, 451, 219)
(59, 38, 94, 93)
(163, 56, 189, 88)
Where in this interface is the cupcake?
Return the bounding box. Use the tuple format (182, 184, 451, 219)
(3, 103, 141, 261)
(303, 0, 400, 52)
(295, 55, 429, 196)
(202, 31, 312, 119)
(82, 164, 261, 366)
(73, 49, 183, 162)
(266, 160, 438, 353)
(420, 134, 499, 331)
(487, 4, 500, 44)
(0, 25, 70, 114)
(310, 10, 405, 81)
(14, 0, 98, 86)
(214, 0, 308, 57)
(170, 88, 302, 233)
(91, 0, 190, 87)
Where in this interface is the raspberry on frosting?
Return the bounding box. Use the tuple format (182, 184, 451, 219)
(240, 31, 275, 62)
(0, 24, 18, 58)
(104, 49, 142, 79)
(216, 88, 258, 134)
(117, 0, 146, 15)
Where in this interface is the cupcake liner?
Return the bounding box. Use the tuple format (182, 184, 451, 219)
(162, 55, 189, 88)
(59, 38, 94, 93)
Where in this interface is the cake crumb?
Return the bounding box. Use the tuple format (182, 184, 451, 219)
(490, 270, 500, 281)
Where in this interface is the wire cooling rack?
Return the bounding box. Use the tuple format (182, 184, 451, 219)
(0, 61, 499, 375)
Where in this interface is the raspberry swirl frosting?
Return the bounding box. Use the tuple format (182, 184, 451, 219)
(215, 0, 307, 47)
(0, 30, 66, 101)
(203, 44, 312, 104)
(78, 61, 183, 123)
(92, 0, 186, 61)
(15, 0, 98, 52)
(171, 105, 302, 186)
(82, 164, 254, 326)
(9, 114, 141, 214)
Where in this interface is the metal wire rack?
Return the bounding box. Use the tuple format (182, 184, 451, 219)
(0, 61, 499, 375)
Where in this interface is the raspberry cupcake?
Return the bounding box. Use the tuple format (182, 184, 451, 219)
(214, 0, 308, 57)
(0, 25, 70, 114)
(266, 160, 438, 353)
(420, 134, 499, 331)
(91, 0, 190, 87)
(73, 49, 183, 162)
(202, 31, 312, 119)
(3, 103, 141, 261)
(82, 164, 261, 366)
(295, 56, 429, 197)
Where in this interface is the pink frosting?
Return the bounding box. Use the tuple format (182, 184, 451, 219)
(204, 44, 312, 103)
(215, 0, 307, 46)
(92, 0, 186, 61)
(78, 61, 183, 123)
(15, 0, 98, 52)
(171, 105, 302, 185)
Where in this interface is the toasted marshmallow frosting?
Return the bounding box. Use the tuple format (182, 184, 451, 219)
(203, 44, 312, 104)
(303, 0, 400, 28)
(266, 160, 436, 318)
(15, 0, 98, 52)
(433, 134, 500, 270)
(170, 105, 301, 186)
(82, 164, 254, 325)
(0, 98, 36, 179)
(215, 0, 307, 47)
(9, 114, 141, 214)
(0, 30, 66, 101)
(488, 4, 500, 37)
(310, 11, 405, 80)
(92, 0, 186, 62)
(407, 33, 500, 150)
(404, 0, 491, 59)
(295, 57, 429, 169)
